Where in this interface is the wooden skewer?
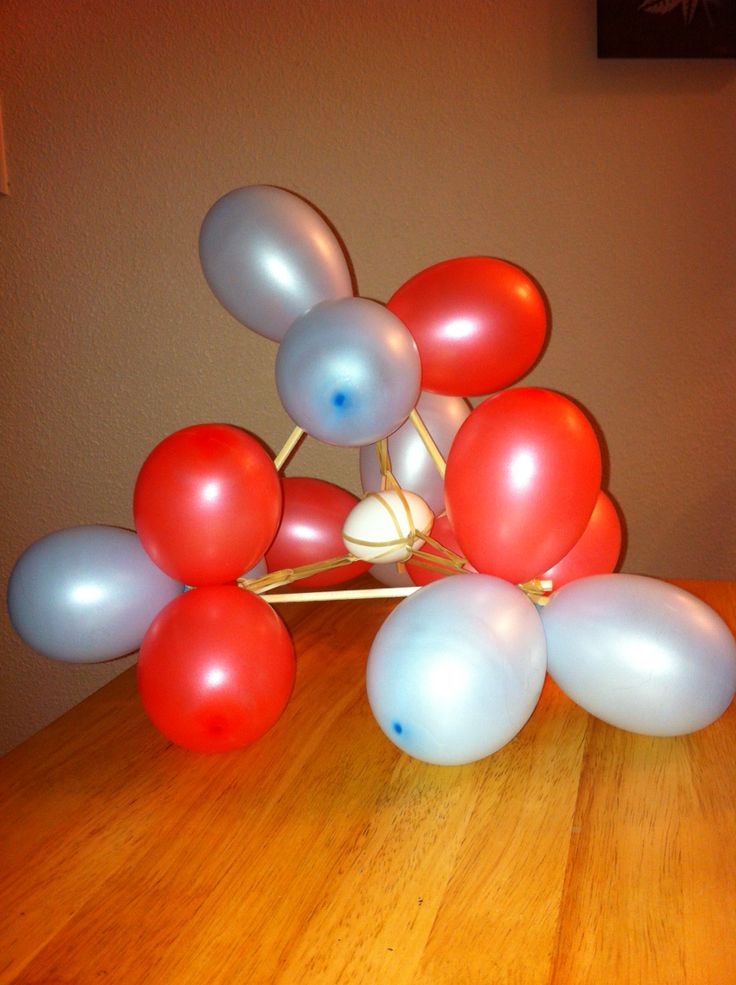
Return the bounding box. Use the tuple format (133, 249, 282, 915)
(260, 585, 420, 604)
(409, 408, 447, 478)
(273, 425, 305, 471)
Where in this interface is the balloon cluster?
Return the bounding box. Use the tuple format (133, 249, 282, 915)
(8, 186, 736, 764)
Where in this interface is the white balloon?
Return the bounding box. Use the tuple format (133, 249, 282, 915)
(367, 574, 547, 765)
(342, 490, 433, 564)
(541, 574, 736, 736)
(368, 563, 415, 587)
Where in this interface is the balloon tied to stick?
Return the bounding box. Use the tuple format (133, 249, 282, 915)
(8, 185, 736, 763)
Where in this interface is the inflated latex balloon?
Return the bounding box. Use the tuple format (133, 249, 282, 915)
(199, 185, 352, 342)
(445, 388, 601, 585)
(359, 391, 470, 514)
(138, 585, 295, 753)
(242, 556, 268, 580)
(538, 490, 622, 590)
(7, 526, 183, 663)
(134, 423, 282, 586)
(367, 574, 547, 765)
(342, 490, 433, 564)
(541, 574, 736, 736)
(265, 476, 370, 587)
(387, 256, 547, 396)
(368, 563, 415, 587)
(275, 297, 421, 446)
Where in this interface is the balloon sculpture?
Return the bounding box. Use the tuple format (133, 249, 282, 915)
(8, 185, 736, 763)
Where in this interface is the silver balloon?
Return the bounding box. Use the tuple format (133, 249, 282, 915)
(367, 574, 547, 765)
(541, 574, 736, 736)
(7, 525, 184, 663)
(275, 297, 421, 446)
(199, 185, 353, 342)
(360, 391, 470, 513)
(368, 563, 415, 587)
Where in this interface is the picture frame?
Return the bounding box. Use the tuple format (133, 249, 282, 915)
(597, 0, 736, 58)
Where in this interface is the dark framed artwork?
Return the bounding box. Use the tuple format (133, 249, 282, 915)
(598, 1, 736, 58)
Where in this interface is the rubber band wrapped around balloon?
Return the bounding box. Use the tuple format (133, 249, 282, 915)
(8, 185, 736, 763)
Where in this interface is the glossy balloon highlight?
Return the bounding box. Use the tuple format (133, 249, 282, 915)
(134, 424, 282, 587)
(138, 585, 296, 753)
(387, 256, 547, 396)
(7, 526, 183, 663)
(275, 297, 421, 447)
(542, 574, 736, 735)
(265, 477, 369, 587)
(367, 575, 547, 765)
(199, 185, 352, 342)
(445, 388, 601, 585)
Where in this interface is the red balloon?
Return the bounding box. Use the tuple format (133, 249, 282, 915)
(387, 257, 546, 396)
(538, 490, 622, 590)
(265, 477, 369, 588)
(445, 388, 601, 584)
(138, 585, 295, 753)
(134, 424, 281, 586)
(406, 513, 469, 586)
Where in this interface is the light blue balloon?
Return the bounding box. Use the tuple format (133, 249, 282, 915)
(360, 390, 470, 513)
(275, 297, 421, 447)
(541, 574, 736, 735)
(366, 574, 547, 765)
(7, 526, 184, 663)
(199, 185, 353, 342)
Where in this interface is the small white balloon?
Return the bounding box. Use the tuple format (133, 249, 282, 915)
(242, 556, 268, 580)
(541, 574, 736, 736)
(342, 490, 433, 564)
(368, 562, 415, 587)
(367, 574, 547, 765)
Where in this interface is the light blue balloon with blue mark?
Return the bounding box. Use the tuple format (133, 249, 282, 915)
(366, 574, 547, 765)
(275, 297, 421, 446)
(7, 525, 184, 663)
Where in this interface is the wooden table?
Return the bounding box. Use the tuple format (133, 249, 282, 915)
(1, 579, 734, 985)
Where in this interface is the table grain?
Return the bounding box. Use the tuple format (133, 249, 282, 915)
(1, 579, 734, 985)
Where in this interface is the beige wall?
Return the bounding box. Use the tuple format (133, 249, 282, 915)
(1, 0, 734, 754)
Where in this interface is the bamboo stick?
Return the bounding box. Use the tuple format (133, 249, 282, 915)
(261, 585, 420, 604)
(273, 425, 305, 471)
(409, 408, 447, 478)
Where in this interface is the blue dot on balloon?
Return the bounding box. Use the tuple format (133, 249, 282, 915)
(332, 391, 348, 409)
(392, 721, 403, 735)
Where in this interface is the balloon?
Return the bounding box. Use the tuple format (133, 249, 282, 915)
(359, 391, 470, 514)
(387, 256, 547, 396)
(134, 424, 282, 587)
(368, 563, 415, 588)
(199, 185, 352, 342)
(138, 585, 295, 753)
(242, 556, 268, 580)
(538, 490, 622, 590)
(541, 574, 736, 736)
(275, 297, 421, 446)
(366, 574, 547, 765)
(342, 490, 433, 564)
(265, 477, 370, 588)
(7, 526, 183, 663)
(406, 513, 471, 586)
(445, 388, 601, 585)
